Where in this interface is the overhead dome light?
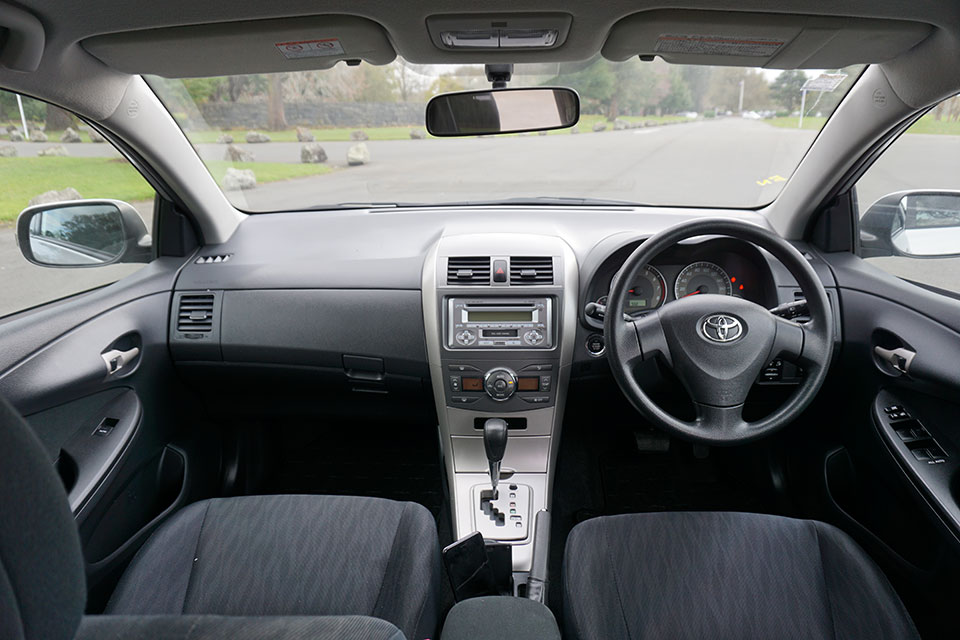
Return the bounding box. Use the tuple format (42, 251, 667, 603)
(440, 28, 559, 49)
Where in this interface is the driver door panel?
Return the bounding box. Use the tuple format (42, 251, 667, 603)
(822, 250, 960, 554)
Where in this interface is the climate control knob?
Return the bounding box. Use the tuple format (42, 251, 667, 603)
(455, 329, 477, 346)
(484, 367, 518, 401)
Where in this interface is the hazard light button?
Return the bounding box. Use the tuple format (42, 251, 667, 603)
(493, 259, 508, 283)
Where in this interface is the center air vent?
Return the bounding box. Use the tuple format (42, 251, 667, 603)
(447, 257, 491, 285)
(510, 257, 553, 285)
(176, 293, 215, 332)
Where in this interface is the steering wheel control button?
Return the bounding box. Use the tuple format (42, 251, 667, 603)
(586, 334, 606, 357)
(700, 314, 744, 343)
(484, 367, 517, 401)
(455, 329, 477, 346)
(522, 329, 545, 346)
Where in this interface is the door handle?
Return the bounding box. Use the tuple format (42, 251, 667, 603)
(874, 346, 916, 374)
(101, 347, 140, 376)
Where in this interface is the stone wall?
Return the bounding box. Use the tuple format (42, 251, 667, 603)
(197, 101, 425, 129)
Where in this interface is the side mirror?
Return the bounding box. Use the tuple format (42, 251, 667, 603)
(16, 199, 152, 268)
(425, 87, 579, 137)
(860, 190, 960, 259)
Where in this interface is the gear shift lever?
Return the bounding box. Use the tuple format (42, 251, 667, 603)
(483, 418, 508, 495)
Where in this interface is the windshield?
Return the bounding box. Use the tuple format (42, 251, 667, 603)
(147, 59, 863, 211)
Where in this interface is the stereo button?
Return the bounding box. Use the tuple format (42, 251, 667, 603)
(523, 329, 544, 346)
(455, 330, 477, 346)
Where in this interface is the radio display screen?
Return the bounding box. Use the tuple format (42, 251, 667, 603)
(467, 310, 533, 323)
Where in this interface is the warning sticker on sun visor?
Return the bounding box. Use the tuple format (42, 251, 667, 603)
(275, 38, 345, 59)
(655, 34, 784, 57)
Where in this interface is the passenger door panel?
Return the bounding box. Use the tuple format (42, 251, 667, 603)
(0, 258, 211, 604)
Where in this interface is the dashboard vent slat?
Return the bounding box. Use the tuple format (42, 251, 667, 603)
(510, 257, 553, 285)
(176, 293, 215, 332)
(447, 257, 491, 285)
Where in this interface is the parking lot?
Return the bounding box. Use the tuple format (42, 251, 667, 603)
(3, 117, 960, 315)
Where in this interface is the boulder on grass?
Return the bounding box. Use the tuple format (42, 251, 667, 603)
(347, 142, 370, 166)
(592, 122, 607, 132)
(409, 128, 426, 140)
(8, 129, 23, 142)
(300, 143, 327, 164)
(30, 130, 48, 142)
(224, 144, 254, 162)
(223, 167, 257, 191)
(245, 131, 271, 143)
(37, 145, 69, 157)
(0, 145, 16, 157)
(60, 127, 82, 143)
(216, 133, 234, 144)
(613, 119, 629, 130)
(569, 126, 580, 134)
(350, 130, 369, 142)
(88, 129, 106, 143)
(296, 126, 315, 142)
(28, 188, 82, 207)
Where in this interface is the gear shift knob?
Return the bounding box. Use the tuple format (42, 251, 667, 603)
(483, 418, 508, 494)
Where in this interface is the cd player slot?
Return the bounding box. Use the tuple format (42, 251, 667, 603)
(447, 297, 553, 350)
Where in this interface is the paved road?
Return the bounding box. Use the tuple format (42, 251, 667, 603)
(219, 119, 817, 209)
(4, 118, 960, 316)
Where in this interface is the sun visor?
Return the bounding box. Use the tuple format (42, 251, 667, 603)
(82, 16, 396, 77)
(602, 10, 933, 69)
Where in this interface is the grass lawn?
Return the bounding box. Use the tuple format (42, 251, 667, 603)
(765, 116, 828, 131)
(766, 112, 960, 135)
(0, 157, 335, 222)
(186, 126, 420, 144)
(182, 114, 694, 143)
(1, 128, 99, 143)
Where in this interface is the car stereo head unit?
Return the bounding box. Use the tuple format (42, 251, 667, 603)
(447, 297, 553, 349)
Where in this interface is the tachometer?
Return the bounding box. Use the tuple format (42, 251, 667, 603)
(674, 261, 733, 299)
(622, 265, 666, 314)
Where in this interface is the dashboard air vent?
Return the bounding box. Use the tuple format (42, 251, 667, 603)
(510, 257, 553, 285)
(447, 257, 491, 285)
(176, 293, 215, 332)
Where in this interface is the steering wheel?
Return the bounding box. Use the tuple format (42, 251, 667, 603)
(605, 219, 834, 445)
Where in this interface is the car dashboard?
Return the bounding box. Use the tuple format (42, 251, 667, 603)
(164, 204, 839, 573)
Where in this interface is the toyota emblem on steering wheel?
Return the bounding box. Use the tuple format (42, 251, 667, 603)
(701, 314, 744, 343)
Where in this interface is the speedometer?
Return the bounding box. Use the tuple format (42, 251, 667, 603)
(674, 262, 733, 299)
(622, 265, 666, 314)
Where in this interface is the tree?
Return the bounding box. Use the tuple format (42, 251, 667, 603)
(706, 68, 770, 112)
(427, 75, 467, 97)
(659, 67, 693, 113)
(266, 74, 287, 130)
(680, 66, 713, 112)
(45, 104, 74, 131)
(770, 70, 808, 112)
(547, 60, 614, 115)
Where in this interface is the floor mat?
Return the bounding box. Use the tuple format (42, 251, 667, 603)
(262, 419, 445, 518)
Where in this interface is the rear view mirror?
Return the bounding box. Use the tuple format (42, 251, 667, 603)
(425, 87, 579, 137)
(16, 199, 152, 267)
(861, 190, 960, 259)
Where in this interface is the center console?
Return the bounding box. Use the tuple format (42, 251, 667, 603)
(422, 233, 578, 583)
